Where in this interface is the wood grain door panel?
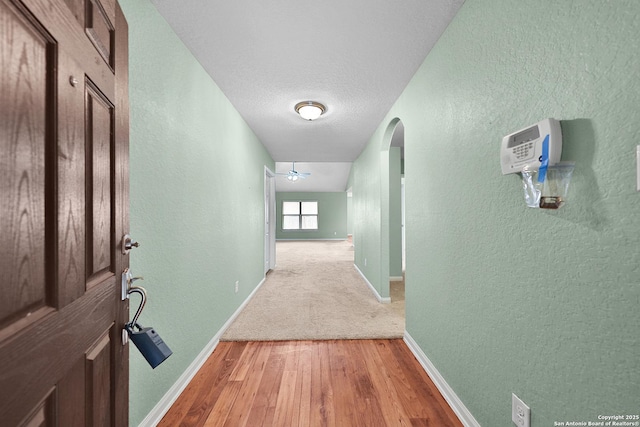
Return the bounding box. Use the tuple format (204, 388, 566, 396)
(21, 390, 55, 426)
(86, 81, 114, 285)
(86, 330, 113, 427)
(85, 0, 114, 68)
(0, 0, 54, 337)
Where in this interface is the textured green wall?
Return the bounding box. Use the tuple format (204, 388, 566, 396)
(120, 1, 274, 425)
(352, 135, 383, 296)
(275, 192, 347, 240)
(354, 0, 640, 425)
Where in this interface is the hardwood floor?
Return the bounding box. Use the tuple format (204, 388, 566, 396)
(159, 339, 462, 427)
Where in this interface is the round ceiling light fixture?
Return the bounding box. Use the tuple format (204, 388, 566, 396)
(295, 101, 325, 121)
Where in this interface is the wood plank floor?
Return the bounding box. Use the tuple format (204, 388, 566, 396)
(159, 339, 462, 427)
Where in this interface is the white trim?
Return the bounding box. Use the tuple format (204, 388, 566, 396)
(403, 332, 480, 427)
(389, 276, 403, 282)
(353, 263, 391, 304)
(264, 166, 276, 274)
(138, 277, 267, 427)
(276, 238, 346, 241)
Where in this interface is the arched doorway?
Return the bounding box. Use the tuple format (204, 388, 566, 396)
(380, 118, 404, 303)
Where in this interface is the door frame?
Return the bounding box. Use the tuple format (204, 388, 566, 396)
(264, 166, 276, 273)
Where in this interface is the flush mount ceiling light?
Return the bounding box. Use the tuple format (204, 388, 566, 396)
(295, 101, 325, 121)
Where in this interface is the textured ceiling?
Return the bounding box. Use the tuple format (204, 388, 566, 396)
(150, 0, 464, 190)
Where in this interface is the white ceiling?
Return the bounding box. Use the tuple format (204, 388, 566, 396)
(150, 0, 465, 191)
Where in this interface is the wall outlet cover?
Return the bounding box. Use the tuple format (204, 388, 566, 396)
(512, 393, 530, 427)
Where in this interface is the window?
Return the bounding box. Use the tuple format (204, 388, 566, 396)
(282, 201, 318, 230)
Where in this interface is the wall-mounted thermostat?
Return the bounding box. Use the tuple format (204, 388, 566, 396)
(500, 118, 562, 175)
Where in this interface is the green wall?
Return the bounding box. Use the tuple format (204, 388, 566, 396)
(120, 1, 274, 424)
(276, 192, 347, 240)
(353, 0, 640, 425)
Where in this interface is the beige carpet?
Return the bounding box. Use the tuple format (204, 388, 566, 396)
(221, 240, 405, 341)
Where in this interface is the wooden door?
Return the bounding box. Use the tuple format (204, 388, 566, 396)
(0, 0, 129, 425)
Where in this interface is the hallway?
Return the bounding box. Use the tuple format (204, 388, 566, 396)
(222, 241, 404, 341)
(158, 339, 462, 426)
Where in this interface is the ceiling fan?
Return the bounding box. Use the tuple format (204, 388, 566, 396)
(277, 161, 311, 182)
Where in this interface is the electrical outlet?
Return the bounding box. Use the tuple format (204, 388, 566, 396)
(512, 393, 530, 427)
(364, 258, 367, 266)
(235, 281, 239, 293)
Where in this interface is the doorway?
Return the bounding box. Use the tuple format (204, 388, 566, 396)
(264, 167, 276, 273)
(388, 120, 405, 303)
(377, 117, 405, 304)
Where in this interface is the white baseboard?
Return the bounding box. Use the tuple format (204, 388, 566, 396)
(276, 238, 346, 241)
(390, 276, 403, 282)
(138, 276, 267, 427)
(403, 332, 480, 427)
(353, 263, 391, 304)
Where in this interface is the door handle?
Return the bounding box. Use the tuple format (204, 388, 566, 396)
(122, 234, 140, 254)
